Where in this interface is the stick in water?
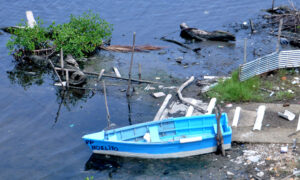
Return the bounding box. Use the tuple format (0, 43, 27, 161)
(103, 81, 111, 127)
(126, 32, 136, 96)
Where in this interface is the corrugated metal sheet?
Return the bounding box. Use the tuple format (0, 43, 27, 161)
(239, 50, 300, 81)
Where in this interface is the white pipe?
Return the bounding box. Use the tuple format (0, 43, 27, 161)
(253, 105, 266, 131)
(232, 107, 241, 127)
(113, 67, 121, 77)
(206, 98, 216, 114)
(297, 115, 300, 131)
(26, 11, 36, 28)
(185, 106, 194, 117)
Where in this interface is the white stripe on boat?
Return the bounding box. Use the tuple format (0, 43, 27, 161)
(92, 144, 231, 159)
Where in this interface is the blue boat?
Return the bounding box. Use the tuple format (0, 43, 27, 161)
(82, 113, 232, 159)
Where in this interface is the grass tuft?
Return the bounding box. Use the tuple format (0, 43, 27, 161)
(207, 71, 262, 102)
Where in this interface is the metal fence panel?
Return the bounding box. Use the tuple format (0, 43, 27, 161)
(240, 52, 279, 81)
(239, 50, 300, 81)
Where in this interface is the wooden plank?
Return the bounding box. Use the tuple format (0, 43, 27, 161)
(153, 94, 172, 121)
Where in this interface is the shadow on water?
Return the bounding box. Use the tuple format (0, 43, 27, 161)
(85, 153, 211, 178)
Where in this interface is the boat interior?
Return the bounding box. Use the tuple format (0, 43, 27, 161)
(104, 114, 231, 143)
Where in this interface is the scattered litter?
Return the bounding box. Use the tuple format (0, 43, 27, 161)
(218, 45, 224, 48)
(292, 80, 298, 84)
(281, 76, 287, 81)
(158, 85, 177, 90)
(269, 91, 274, 97)
(225, 104, 232, 108)
(203, 10, 209, 15)
(175, 56, 183, 64)
(69, 124, 75, 128)
(152, 92, 166, 98)
(292, 139, 297, 151)
(280, 37, 289, 45)
(257, 171, 264, 177)
(247, 155, 261, 163)
(155, 77, 160, 80)
(54, 82, 66, 87)
(278, 110, 296, 121)
(144, 84, 156, 91)
(288, 89, 294, 94)
(283, 103, 290, 107)
(226, 171, 234, 176)
(169, 102, 188, 114)
(280, 146, 288, 153)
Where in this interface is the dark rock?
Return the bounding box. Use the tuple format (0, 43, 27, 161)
(180, 22, 236, 42)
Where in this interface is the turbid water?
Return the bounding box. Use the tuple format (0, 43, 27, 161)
(0, 0, 299, 179)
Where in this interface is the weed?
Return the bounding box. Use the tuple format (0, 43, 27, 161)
(6, 18, 49, 57)
(207, 70, 262, 102)
(7, 11, 113, 58)
(85, 176, 94, 180)
(276, 91, 295, 100)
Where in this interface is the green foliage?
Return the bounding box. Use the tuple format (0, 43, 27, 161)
(275, 91, 295, 100)
(6, 18, 49, 57)
(51, 11, 113, 58)
(7, 11, 113, 58)
(207, 71, 262, 102)
(85, 176, 94, 180)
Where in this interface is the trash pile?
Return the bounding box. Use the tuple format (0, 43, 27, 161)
(231, 143, 300, 179)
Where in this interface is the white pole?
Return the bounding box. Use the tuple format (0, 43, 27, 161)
(206, 98, 217, 114)
(296, 115, 300, 131)
(253, 105, 266, 131)
(232, 107, 241, 127)
(185, 106, 194, 117)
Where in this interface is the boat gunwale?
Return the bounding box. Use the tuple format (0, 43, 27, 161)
(105, 113, 230, 135)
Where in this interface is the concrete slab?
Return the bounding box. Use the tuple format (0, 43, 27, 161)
(226, 103, 300, 144)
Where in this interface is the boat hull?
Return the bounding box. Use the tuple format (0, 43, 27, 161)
(91, 144, 231, 159)
(84, 134, 231, 159)
(83, 114, 232, 159)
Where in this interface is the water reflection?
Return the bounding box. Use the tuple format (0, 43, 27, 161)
(84, 153, 211, 178)
(85, 154, 123, 177)
(7, 61, 49, 89)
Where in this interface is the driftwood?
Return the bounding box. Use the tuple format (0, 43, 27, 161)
(127, 32, 136, 97)
(99, 45, 165, 52)
(160, 37, 201, 52)
(177, 76, 206, 113)
(214, 105, 225, 156)
(180, 23, 235, 42)
(102, 81, 111, 127)
(153, 94, 172, 121)
(55, 67, 159, 84)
